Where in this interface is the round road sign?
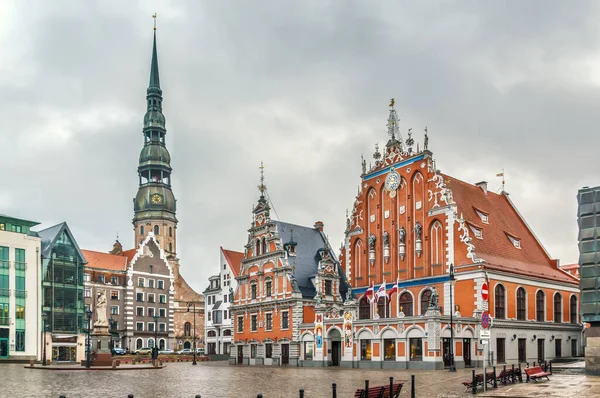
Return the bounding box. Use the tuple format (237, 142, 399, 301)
(481, 283, 489, 301)
(482, 311, 490, 329)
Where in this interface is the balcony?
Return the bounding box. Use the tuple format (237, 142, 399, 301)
(14, 262, 26, 271)
(0, 317, 10, 326)
(15, 290, 26, 299)
(0, 260, 9, 269)
(0, 288, 9, 297)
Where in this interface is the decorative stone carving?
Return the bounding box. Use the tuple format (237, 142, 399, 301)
(428, 287, 439, 310)
(94, 289, 109, 328)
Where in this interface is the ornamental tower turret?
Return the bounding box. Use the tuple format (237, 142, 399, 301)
(133, 20, 177, 256)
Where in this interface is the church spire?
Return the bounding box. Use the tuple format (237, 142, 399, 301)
(149, 14, 160, 90)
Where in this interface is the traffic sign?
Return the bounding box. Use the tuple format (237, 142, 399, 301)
(479, 330, 491, 339)
(481, 283, 489, 301)
(482, 311, 491, 329)
(482, 301, 489, 311)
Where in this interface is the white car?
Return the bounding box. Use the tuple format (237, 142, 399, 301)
(159, 349, 174, 355)
(177, 348, 193, 355)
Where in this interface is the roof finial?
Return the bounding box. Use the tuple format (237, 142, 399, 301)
(424, 126, 429, 150)
(386, 98, 401, 142)
(258, 161, 266, 196)
(153, 13, 157, 31)
(389, 98, 395, 107)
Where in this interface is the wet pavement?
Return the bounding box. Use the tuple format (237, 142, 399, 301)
(2, 361, 598, 397)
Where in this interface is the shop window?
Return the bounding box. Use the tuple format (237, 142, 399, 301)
(304, 341, 313, 360)
(361, 340, 372, 360)
(384, 339, 395, 361)
(265, 343, 273, 358)
(409, 338, 423, 361)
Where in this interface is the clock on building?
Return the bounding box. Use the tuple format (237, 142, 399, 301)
(385, 169, 401, 193)
(151, 194, 162, 205)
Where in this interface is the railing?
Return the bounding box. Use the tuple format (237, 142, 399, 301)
(0, 317, 10, 326)
(15, 261, 26, 271)
(0, 288, 9, 297)
(0, 260, 9, 269)
(15, 289, 27, 298)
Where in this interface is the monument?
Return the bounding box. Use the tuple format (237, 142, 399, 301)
(86, 289, 114, 366)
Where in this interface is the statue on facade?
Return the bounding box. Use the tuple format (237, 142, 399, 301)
(368, 234, 376, 250)
(414, 221, 422, 241)
(229, 286, 234, 303)
(94, 289, 109, 327)
(382, 231, 389, 248)
(398, 226, 406, 244)
(424, 126, 429, 150)
(361, 154, 366, 175)
(428, 287, 439, 310)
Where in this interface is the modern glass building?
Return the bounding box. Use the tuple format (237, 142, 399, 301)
(577, 185, 600, 325)
(38, 222, 87, 362)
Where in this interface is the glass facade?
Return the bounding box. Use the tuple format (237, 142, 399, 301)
(42, 230, 85, 333)
(577, 186, 600, 323)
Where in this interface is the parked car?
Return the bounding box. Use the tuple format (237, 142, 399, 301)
(111, 347, 127, 355)
(195, 348, 205, 355)
(134, 347, 153, 355)
(159, 349, 174, 355)
(177, 348, 193, 355)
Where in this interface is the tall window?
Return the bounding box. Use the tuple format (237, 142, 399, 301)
(516, 287, 526, 320)
(430, 221, 443, 270)
(377, 296, 389, 318)
(399, 292, 413, 316)
(140, 226, 144, 235)
(169, 227, 172, 237)
(281, 311, 289, 329)
(536, 291, 545, 322)
(553, 293, 562, 323)
(237, 316, 244, 332)
(421, 289, 432, 315)
(494, 284, 506, 320)
(359, 297, 371, 319)
(261, 237, 267, 254)
(265, 313, 272, 330)
(251, 314, 257, 331)
(354, 240, 363, 278)
(325, 280, 332, 296)
(255, 240, 261, 256)
(361, 340, 372, 360)
(250, 282, 257, 299)
(154, 225, 159, 235)
(497, 338, 506, 364)
(265, 280, 272, 297)
(184, 322, 191, 336)
(383, 339, 395, 360)
(570, 296, 578, 324)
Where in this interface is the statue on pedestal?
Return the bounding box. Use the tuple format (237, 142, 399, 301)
(94, 290, 109, 328)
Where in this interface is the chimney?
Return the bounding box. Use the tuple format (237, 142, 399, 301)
(475, 181, 488, 195)
(314, 221, 324, 231)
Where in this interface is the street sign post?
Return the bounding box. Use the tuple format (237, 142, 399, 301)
(482, 311, 491, 329)
(480, 308, 491, 392)
(480, 330, 491, 339)
(481, 283, 489, 301)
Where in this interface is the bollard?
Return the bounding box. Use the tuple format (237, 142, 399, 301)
(511, 364, 516, 383)
(365, 380, 369, 392)
(195, 395, 201, 398)
(526, 367, 530, 383)
(332, 383, 337, 398)
(257, 395, 263, 398)
(549, 361, 552, 374)
(299, 389, 304, 398)
(544, 360, 548, 372)
(60, 396, 66, 398)
(128, 395, 134, 398)
(518, 363, 523, 383)
(411, 375, 416, 398)
(389, 376, 394, 396)
(471, 369, 476, 395)
(493, 366, 498, 388)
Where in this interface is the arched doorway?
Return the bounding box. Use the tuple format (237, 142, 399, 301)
(328, 328, 342, 366)
(184, 341, 191, 349)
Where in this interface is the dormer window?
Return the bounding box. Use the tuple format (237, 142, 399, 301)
(474, 208, 489, 224)
(468, 224, 483, 239)
(507, 234, 521, 249)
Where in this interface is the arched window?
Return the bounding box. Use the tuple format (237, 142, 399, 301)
(255, 239, 261, 256)
(208, 330, 217, 337)
(570, 296, 578, 324)
(399, 292, 413, 316)
(223, 329, 232, 337)
(516, 287, 526, 320)
(261, 237, 267, 254)
(169, 227, 172, 237)
(169, 243, 172, 252)
(154, 225, 159, 235)
(359, 297, 371, 319)
(494, 284, 506, 320)
(430, 221, 443, 273)
(554, 293, 562, 323)
(536, 291, 545, 322)
(136, 338, 143, 350)
(377, 296, 390, 318)
(159, 339, 165, 350)
(148, 338, 155, 348)
(184, 322, 191, 336)
(421, 289, 432, 315)
(354, 240, 363, 278)
(140, 226, 144, 235)
(250, 281, 258, 299)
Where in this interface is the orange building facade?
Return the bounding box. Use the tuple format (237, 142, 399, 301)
(294, 102, 582, 369)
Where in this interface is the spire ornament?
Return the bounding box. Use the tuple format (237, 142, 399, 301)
(373, 143, 381, 162)
(424, 126, 429, 150)
(405, 128, 414, 154)
(152, 13, 157, 30)
(386, 99, 401, 142)
(258, 161, 266, 197)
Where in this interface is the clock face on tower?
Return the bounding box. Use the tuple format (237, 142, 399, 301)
(151, 194, 162, 205)
(385, 169, 401, 192)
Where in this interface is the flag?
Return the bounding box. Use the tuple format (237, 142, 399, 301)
(375, 279, 387, 301)
(364, 281, 374, 301)
(496, 172, 504, 177)
(389, 278, 399, 297)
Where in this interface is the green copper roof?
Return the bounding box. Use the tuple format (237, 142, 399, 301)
(149, 31, 160, 89)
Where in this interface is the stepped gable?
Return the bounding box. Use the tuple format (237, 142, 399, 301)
(445, 174, 578, 285)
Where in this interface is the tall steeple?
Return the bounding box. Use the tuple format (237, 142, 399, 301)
(133, 15, 178, 256)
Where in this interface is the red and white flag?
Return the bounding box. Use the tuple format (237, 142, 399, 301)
(375, 278, 387, 301)
(364, 281, 374, 301)
(389, 278, 399, 297)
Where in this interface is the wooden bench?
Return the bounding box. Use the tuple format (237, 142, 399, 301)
(525, 365, 551, 382)
(462, 372, 495, 392)
(380, 382, 403, 398)
(353, 386, 385, 398)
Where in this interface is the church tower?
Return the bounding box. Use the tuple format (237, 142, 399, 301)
(133, 24, 177, 256)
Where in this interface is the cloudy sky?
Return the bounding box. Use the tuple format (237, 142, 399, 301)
(1, 0, 598, 292)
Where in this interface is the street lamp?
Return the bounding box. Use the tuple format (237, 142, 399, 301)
(85, 308, 93, 368)
(187, 302, 197, 365)
(152, 314, 159, 365)
(449, 263, 456, 372)
(41, 312, 48, 366)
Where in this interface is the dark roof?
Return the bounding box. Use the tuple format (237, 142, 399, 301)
(273, 220, 350, 299)
(36, 222, 87, 264)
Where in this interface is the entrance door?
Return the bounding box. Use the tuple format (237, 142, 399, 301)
(518, 338, 527, 363)
(281, 344, 289, 365)
(442, 338, 451, 367)
(537, 339, 545, 363)
(463, 339, 472, 367)
(237, 345, 244, 364)
(0, 338, 8, 358)
(571, 339, 577, 357)
(331, 341, 341, 366)
(555, 339, 562, 358)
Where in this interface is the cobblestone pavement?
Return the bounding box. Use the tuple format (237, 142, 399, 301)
(3, 361, 599, 397)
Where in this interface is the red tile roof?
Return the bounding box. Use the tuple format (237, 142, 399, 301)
(221, 247, 244, 277)
(121, 248, 138, 264)
(81, 249, 128, 271)
(560, 263, 579, 270)
(445, 175, 578, 285)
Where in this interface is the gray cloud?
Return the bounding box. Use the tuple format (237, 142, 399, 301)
(2, 0, 598, 291)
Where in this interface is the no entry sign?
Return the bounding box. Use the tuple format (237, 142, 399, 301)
(481, 282, 489, 301)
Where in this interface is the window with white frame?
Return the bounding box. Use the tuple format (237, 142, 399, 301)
(84, 273, 90, 282)
(148, 322, 155, 332)
(111, 290, 119, 300)
(110, 306, 119, 315)
(136, 307, 144, 316)
(148, 279, 155, 288)
(138, 277, 145, 287)
(148, 307, 155, 317)
(281, 311, 289, 329)
(84, 288, 91, 298)
(469, 224, 483, 239)
(148, 293, 155, 303)
(159, 294, 166, 304)
(136, 322, 144, 331)
(475, 209, 489, 224)
(159, 323, 166, 332)
(159, 308, 166, 318)
(136, 292, 144, 302)
(508, 235, 521, 248)
(157, 280, 164, 290)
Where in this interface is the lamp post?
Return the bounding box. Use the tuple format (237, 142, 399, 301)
(152, 314, 159, 365)
(449, 263, 456, 372)
(41, 312, 47, 366)
(187, 302, 197, 365)
(85, 308, 93, 368)
(109, 316, 114, 352)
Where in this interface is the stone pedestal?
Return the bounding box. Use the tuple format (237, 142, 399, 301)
(585, 329, 600, 375)
(87, 324, 114, 367)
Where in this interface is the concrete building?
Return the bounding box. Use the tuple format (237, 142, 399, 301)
(577, 185, 600, 375)
(0, 214, 42, 361)
(203, 247, 242, 356)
